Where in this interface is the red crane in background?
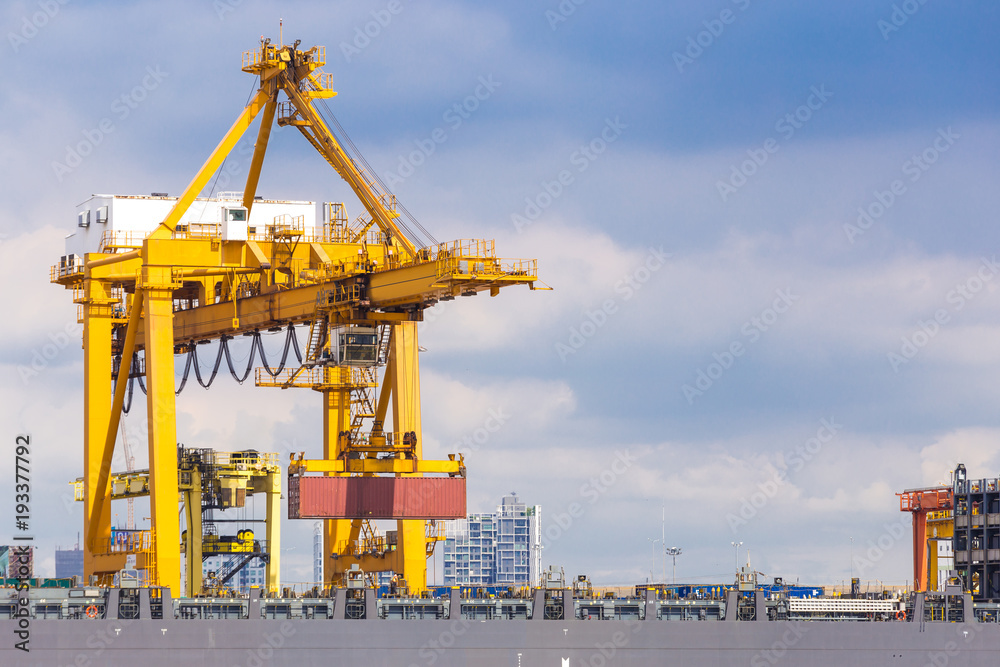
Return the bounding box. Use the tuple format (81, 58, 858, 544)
(898, 486, 953, 591)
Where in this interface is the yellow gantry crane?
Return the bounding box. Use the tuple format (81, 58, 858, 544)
(72, 447, 282, 596)
(53, 37, 539, 596)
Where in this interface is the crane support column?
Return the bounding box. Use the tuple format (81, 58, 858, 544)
(390, 322, 422, 452)
(82, 274, 116, 584)
(183, 469, 202, 597)
(391, 321, 426, 592)
(265, 467, 281, 594)
(322, 365, 353, 589)
(913, 512, 929, 592)
(899, 486, 954, 593)
(143, 266, 182, 594)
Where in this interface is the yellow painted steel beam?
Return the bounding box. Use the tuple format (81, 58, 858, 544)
(328, 550, 403, 579)
(183, 470, 202, 597)
(89, 553, 129, 575)
(143, 276, 181, 594)
(154, 258, 533, 343)
(291, 458, 461, 475)
(84, 249, 140, 273)
(397, 519, 426, 592)
(278, 76, 417, 260)
(87, 291, 144, 552)
(149, 86, 273, 240)
(242, 93, 278, 214)
(390, 322, 422, 453)
(391, 322, 426, 592)
(265, 469, 281, 594)
(322, 368, 353, 588)
(372, 354, 393, 434)
(82, 278, 115, 583)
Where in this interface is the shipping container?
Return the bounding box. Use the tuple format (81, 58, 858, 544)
(289, 475, 466, 519)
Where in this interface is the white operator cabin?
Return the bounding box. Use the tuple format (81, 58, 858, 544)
(60, 192, 325, 274)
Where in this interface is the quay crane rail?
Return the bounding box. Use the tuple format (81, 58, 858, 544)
(53, 37, 540, 595)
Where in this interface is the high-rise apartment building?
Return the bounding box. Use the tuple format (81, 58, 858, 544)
(443, 493, 541, 586)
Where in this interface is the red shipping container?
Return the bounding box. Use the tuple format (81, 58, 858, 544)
(289, 475, 467, 519)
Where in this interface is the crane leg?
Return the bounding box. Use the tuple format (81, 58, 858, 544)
(183, 471, 202, 597)
(322, 368, 352, 589)
(265, 468, 281, 595)
(83, 275, 115, 585)
(390, 322, 426, 593)
(143, 280, 181, 594)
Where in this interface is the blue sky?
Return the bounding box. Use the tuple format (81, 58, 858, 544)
(2, 0, 999, 590)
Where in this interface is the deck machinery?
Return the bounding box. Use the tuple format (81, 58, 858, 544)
(52, 37, 539, 595)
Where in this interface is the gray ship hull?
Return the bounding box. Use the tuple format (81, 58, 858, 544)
(3, 617, 998, 666)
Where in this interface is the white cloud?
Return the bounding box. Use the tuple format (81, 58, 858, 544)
(920, 428, 1000, 487)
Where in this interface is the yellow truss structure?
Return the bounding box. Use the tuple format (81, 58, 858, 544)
(53, 37, 539, 596)
(72, 449, 281, 595)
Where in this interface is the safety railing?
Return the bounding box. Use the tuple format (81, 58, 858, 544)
(96, 529, 153, 555)
(182, 448, 280, 472)
(99, 230, 145, 252)
(267, 214, 305, 238)
(173, 222, 221, 239)
(500, 258, 538, 277)
(307, 71, 334, 92)
(242, 45, 280, 72)
(50, 255, 84, 282)
(254, 366, 376, 388)
(339, 431, 417, 453)
(333, 535, 390, 559)
(431, 239, 496, 260)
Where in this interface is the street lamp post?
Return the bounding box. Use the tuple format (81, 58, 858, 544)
(731, 541, 743, 576)
(665, 547, 682, 585)
(850, 536, 855, 581)
(648, 538, 661, 582)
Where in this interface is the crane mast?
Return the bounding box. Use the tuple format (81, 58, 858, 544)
(54, 38, 540, 595)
